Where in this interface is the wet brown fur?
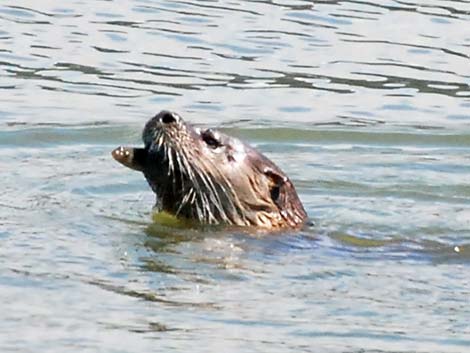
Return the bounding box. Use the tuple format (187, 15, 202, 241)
(112, 111, 308, 229)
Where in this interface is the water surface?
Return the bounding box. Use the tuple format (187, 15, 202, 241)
(1, 1, 469, 352)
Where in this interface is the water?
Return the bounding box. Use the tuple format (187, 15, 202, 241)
(1, 0, 470, 352)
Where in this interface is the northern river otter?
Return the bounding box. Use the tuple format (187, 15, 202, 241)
(112, 110, 307, 229)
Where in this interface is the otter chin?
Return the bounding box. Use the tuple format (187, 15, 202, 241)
(112, 110, 308, 229)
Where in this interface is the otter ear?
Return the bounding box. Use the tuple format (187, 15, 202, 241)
(263, 167, 288, 204)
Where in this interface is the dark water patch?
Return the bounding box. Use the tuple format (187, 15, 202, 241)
(0, 13, 50, 25)
(2, 5, 82, 18)
(2, 61, 182, 97)
(92, 46, 129, 54)
(87, 279, 221, 309)
(54, 62, 110, 75)
(326, 231, 470, 264)
(101, 320, 182, 334)
(225, 127, 470, 147)
(94, 20, 141, 28)
(164, 0, 262, 16)
(142, 51, 203, 61)
(4, 123, 469, 148)
(292, 328, 470, 348)
(342, 38, 470, 60)
(0, 124, 138, 147)
(260, 67, 470, 97)
(19, 126, 465, 162)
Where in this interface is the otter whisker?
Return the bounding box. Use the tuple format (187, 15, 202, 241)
(167, 145, 174, 177)
(216, 171, 247, 223)
(177, 150, 210, 222)
(200, 192, 216, 224)
(194, 193, 204, 222)
(157, 133, 164, 149)
(174, 149, 186, 192)
(180, 150, 200, 190)
(196, 168, 229, 223)
(199, 157, 245, 224)
(176, 187, 194, 216)
(177, 146, 240, 224)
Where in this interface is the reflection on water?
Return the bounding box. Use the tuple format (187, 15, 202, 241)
(1, 0, 470, 352)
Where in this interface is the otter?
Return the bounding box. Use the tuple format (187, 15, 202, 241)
(112, 110, 307, 229)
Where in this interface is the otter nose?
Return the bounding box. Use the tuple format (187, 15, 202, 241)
(159, 111, 179, 124)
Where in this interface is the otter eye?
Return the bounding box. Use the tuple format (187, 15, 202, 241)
(202, 129, 222, 148)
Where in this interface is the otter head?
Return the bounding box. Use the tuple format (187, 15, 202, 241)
(112, 110, 307, 229)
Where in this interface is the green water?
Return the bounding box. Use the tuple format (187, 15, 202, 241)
(1, 1, 469, 352)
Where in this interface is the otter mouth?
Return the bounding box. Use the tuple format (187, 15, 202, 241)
(113, 110, 308, 229)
